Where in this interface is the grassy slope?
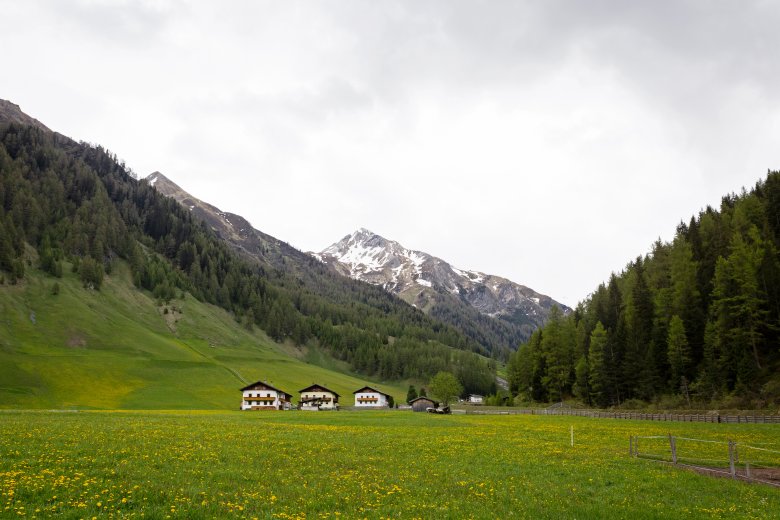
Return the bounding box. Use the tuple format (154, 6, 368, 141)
(0, 262, 405, 409)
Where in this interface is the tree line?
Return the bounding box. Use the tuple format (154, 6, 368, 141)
(507, 172, 780, 408)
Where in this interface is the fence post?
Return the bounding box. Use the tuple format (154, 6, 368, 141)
(629, 436, 634, 456)
(745, 462, 751, 480)
(669, 434, 677, 464)
(728, 441, 736, 478)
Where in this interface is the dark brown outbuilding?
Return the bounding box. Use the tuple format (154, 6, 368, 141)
(409, 396, 438, 412)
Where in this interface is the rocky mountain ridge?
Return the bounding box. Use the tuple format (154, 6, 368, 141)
(314, 228, 569, 332)
(0, 99, 50, 131)
(146, 172, 313, 269)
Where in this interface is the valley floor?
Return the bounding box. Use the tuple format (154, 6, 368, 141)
(1, 411, 778, 518)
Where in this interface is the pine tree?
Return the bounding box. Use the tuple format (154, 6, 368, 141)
(712, 227, 770, 388)
(406, 385, 418, 404)
(669, 237, 704, 366)
(588, 322, 609, 407)
(667, 315, 691, 390)
(540, 306, 574, 401)
(624, 257, 654, 399)
(573, 355, 589, 404)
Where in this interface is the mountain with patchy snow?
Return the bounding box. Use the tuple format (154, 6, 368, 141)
(146, 171, 562, 353)
(314, 229, 569, 343)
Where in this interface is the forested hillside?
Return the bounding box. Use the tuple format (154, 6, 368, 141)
(0, 120, 496, 396)
(150, 173, 530, 359)
(508, 173, 780, 408)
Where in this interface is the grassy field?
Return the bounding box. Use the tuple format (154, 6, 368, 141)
(0, 262, 406, 409)
(1, 411, 778, 519)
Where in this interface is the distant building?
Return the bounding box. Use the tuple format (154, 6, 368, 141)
(468, 394, 484, 404)
(240, 381, 293, 410)
(353, 386, 391, 408)
(299, 384, 340, 410)
(409, 396, 438, 412)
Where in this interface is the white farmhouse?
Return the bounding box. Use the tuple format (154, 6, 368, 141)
(353, 386, 392, 408)
(298, 384, 340, 410)
(240, 381, 293, 410)
(468, 394, 484, 404)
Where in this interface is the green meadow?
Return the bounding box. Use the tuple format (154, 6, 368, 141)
(0, 262, 406, 409)
(1, 411, 778, 519)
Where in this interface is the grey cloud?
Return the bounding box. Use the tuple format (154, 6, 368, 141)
(43, 0, 182, 46)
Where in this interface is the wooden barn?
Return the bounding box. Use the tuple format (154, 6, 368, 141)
(240, 381, 293, 410)
(409, 396, 438, 412)
(299, 384, 340, 410)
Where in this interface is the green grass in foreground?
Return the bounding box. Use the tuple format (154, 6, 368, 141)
(1, 411, 778, 519)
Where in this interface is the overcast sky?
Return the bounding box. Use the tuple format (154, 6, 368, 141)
(2, 0, 779, 306)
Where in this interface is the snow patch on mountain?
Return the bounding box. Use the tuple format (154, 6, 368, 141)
(314, 229, 570, 328)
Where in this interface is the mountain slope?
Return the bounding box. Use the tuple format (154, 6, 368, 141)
(146, 171, 517, 361)
(0, 99, 498, 403)
(0, 99, 49, 131)
(147, 172, 313, 269)
(0, 260, 406, 409)
(315, 229, 570, 351)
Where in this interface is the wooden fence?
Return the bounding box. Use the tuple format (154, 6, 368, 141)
(630, 434, 780, 487)
(457, 408, 780, 424)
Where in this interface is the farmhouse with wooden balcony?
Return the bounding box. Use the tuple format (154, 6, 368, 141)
(240, 381, 293, 410)
(353, 386, 391, 408)
(298, 384, 340, 410)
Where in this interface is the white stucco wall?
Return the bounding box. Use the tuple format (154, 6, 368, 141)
(354, 392, 388, 407)
(242, 390, 285, 410)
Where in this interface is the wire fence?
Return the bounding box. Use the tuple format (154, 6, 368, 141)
(630, 434, 780, 487)
(458, 408, 780, 424)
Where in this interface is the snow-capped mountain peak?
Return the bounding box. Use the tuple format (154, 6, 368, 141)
(313, 229, 569, 335)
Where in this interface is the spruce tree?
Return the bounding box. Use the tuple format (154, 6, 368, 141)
(588, 322, 609, 407)
(666, 315, 691, 390)
(406, 385, 418, 404)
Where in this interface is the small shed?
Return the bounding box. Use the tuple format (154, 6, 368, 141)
(468, 394, 484, 404)
(409, 396, 438, 412)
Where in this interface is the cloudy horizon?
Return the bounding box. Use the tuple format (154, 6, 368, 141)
(2, 0, 779, 306)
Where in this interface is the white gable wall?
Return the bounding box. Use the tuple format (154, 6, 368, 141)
(354, 391, 388, 407)
(242, 389, 287, 410)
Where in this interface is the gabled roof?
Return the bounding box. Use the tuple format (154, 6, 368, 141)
(240, 380, 292, 398)
(298, 384, 340, 397)
(409, 396, 438, 405)
(352, 386, 391, 398)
